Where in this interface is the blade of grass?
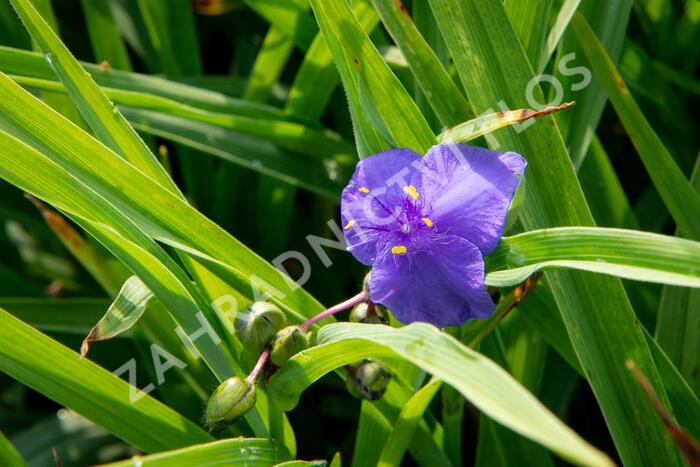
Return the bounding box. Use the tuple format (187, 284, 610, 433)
(9, 0, 177, 192)
(284, 0, 380, 125)
(377, 377, 442, 467)
(655, 155, 700, 395)
(0, 126, 278, 436)
(371, 0, 470, 126)
(352, 373, 451, 467)
(100, 438, 289, 466)
(10, 75, 354, 161)
(308, 0, 435, 156)
(270, 323, 612, 466)
(428, 0, 683, 464)
(0, 430, 25, 467)
(79, 0, 132, 70)
(351, 402, 391, 467)
(519, 284, 700, 441)
(570, 12, 700, 240)
(504, 0, 553, 66)
(0, 45, 282, 118)
(25, 0, 86, 128)
(486, 227, 700, 288)
(122, 108, 345, 200)
(537, 0, 582, 73)
(554, 0, 632, 168)
(0, 71, 327, 322)
(241, 0, 316, 52)
(0, 307, 213, 452)
(0, 298, 110, 335)
(246, 26, 294, 103)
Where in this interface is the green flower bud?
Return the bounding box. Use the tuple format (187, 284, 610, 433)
(349, 302, 389, 325)
(234, 301, 286, 353)
(347, 359, 391, 401)
(205, 376, 257, 431)
(270, 326, 315, 366)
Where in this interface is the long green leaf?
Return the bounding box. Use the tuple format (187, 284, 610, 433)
(242, 0, 316, 51)
(79, 0, 132, 70)
(0, 124, 284, 437)
(122, 108, 345, 200)
(537, 0, 581, 73)
(308, 0, 435, 156)
(9, 0, 176, 192)
(101, 438, 289, 466)
(0, 298, 110, 335)
(377, 377, 442, 467)
(519, 285, 700, 441)
(486, 227, 700, 287)
(245, 26, 294, 103)
(284, 0, 379, 125)
(656, 155, 700, 395)
(0, 71, 326, 323)
(0, 308, 213, 452)
(270, 323, 612, 466)
(9, 75, 354, 163)
(0, 46, 281, 119)
(554, 0, 632, 167)
(570, 12, 700, 240)
(0, 431, 24, 467)
(372, 0, 470, 126)
(428, 0, 683, 464)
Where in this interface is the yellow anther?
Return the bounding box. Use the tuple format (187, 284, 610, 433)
(421, 218, 433, 227)
(358, 187, 370, 193)
(403, 185, 419, 200)
(344, 220, 356, 230)
(391, 245, 407, 255)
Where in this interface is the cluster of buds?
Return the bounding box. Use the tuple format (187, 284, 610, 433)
(205, 301, 315, 431)
(234, 301, 316, 366)
(205, 276, 394, 430)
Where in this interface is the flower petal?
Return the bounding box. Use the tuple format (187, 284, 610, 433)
(416, 144, 526, 256)
(369, 235, 495, 327)
(341, 148, 422, 265)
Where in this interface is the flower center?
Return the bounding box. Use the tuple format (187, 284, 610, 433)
(386, 191, 436, 256)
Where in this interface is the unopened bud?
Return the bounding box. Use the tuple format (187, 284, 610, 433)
(234, 301, 286, 353)
(349, 302, 389, 325)
(347, 359, 391, 401)
(270, 326, 315, 366)
(205, 376, 257, 431)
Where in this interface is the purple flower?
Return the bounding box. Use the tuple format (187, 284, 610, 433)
(341, 144, 526, 327)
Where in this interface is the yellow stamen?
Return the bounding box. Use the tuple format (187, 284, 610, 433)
(421, 217, 433, 227)
(344, 220, 356, 230)
(403, 185, 419, 200)
(358, 187, 370, 193)
(391, 245, 407, 255)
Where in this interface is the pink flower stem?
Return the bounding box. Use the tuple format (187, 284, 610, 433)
(247, 348, 270, 384)
(299, 291, 368, 332)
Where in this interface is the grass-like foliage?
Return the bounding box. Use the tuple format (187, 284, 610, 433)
(0, 0, 699, 466)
